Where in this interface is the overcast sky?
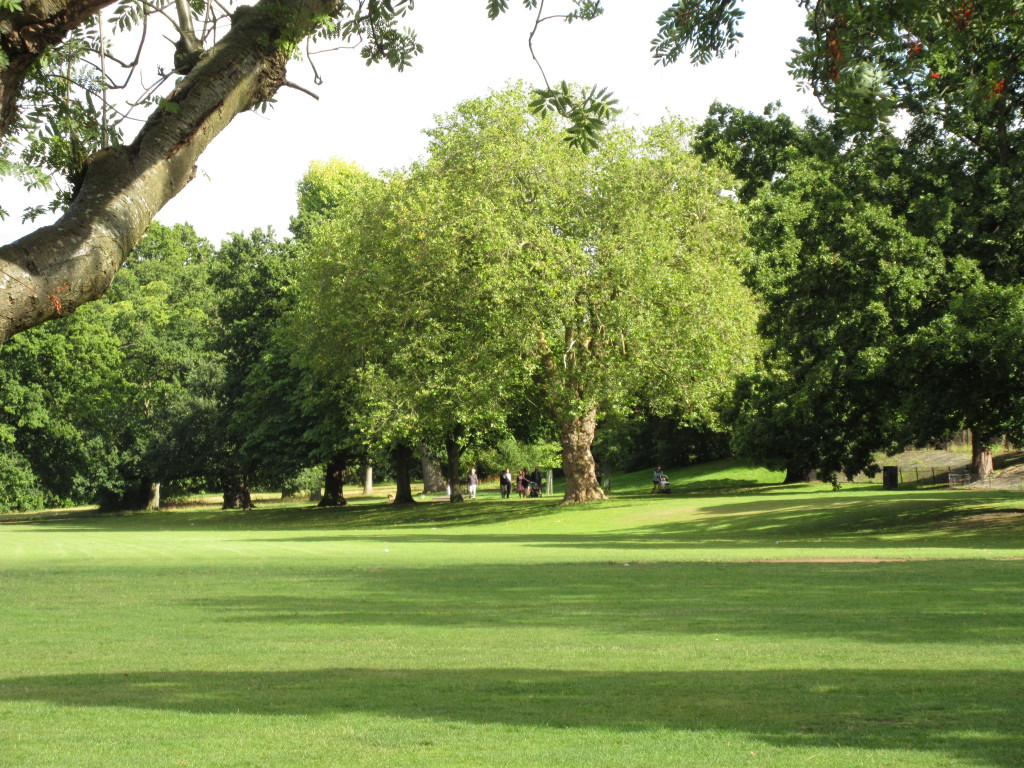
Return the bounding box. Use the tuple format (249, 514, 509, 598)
(1, 0, 825, 246)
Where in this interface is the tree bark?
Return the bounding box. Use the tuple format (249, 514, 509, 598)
(444, 429, 464, 503)
(318, 453, 347, 507)
(221, 474, 252, 510)
(783, 465, 816, 484)
(0, 0, 342, 343)
(557, 408, 605, 505)
(419, 442, 446, 493)
(971, 429, 994, 479)
(392, 442, 415, 505)
(142, 480, 160, 510)
(1, 0, 114, 138)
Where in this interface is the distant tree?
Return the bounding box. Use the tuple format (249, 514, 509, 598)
(0, 222, 220, 510)
(0, 302, 126, 509)
(100, 223, 221, 508)
(208, 228, 307, 508)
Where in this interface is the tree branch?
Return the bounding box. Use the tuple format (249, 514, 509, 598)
(1, 0, 344, 343)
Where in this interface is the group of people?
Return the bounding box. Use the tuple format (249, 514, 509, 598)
(447, 466, 543, 499)
(499, 466, 543, 499)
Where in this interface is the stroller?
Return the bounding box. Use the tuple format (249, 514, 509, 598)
(653, 472, 671, 494)
(528, 481, 542, 498)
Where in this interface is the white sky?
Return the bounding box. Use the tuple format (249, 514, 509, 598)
(1, 0, 824, 246)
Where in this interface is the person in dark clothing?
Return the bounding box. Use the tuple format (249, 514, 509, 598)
(530, 466, 542, 497)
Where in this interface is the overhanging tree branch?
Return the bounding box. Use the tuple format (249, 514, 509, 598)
(0, 0, 343, 342)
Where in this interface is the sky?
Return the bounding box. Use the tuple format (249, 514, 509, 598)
(1, 0, 825, 246)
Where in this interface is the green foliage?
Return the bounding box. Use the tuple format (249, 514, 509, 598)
(0, 301, 129, 506)
(528, 81, 618, 151)
(903, 279, 1024, 445)
(652, 0, 745, 66)
(0, 451, 45, 512)
(474, 437, 563, 476)
(290, 86, 757, 497)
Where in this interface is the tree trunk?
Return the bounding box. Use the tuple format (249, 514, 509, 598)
(783, 465, 815, 484)
(142, 480, 160, 510)
(221, 474, 252, 510)
(392, 443, 415, 505)
(0, 0, 343, 343)
(558, 409, 605, 505)
(318, 453, 347, 507)
(444, 429, 464, 503)
(363, 464, 373, 495)
(420, 442, 446, 494)
(971, 429, 994, 479)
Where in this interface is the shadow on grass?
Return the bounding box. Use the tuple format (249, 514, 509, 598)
(189, 560, 1024, 644)
(10, 488, 1024, 551)
(2, 667, 1020, 766)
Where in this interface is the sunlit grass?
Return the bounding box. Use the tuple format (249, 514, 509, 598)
(2, 462, 1022, 767)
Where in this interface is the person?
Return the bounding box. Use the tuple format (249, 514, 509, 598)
(652, 465, 670, 493)
(517, 468, 528, 498)
(530, 466, 542, 497)
(467, 467, 479, 499)
(499, 468, 513, 499)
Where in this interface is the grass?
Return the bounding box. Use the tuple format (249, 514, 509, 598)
(1, 462, 1023, 767)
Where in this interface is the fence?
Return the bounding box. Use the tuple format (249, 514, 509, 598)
(843, 466, 1024, 490)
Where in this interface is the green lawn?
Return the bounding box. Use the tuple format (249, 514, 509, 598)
(2, 464, 1023, 767)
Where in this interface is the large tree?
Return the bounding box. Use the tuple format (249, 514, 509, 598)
(293, 87, 758, 504)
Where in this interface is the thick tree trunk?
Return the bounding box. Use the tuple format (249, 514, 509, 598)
(221, 474, 252, 510)
(444, 429, 464, 503)
(392, 443, 415, 505)
(558, 409, 605, 505)
(971, 430, 994, 479)
(142, 480, 160, 510)
(319, 454, 347, 507)
(420, 442, 446, 494)
(783, 465, 815, 484)
(0, 0, 342, 343)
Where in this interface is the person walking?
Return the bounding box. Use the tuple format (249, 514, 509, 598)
(517, 468, 528, 498)
(499, 468, 513, 499)
(468, 468, 479, 499)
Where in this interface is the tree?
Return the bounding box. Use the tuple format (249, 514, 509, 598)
(293, 86, 758, 504)
(0, 298, 127, 508)
(0, 0, 627, 343)
(288, 157, 526, 504)
(722, 120, 955, 481)
(208, 227, 311, 508)
(0, 222, 221, 510)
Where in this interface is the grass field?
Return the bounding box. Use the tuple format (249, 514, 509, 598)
(2, 462, 1023, 767)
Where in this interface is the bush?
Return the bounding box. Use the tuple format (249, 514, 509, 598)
(0, 451, 46, 512)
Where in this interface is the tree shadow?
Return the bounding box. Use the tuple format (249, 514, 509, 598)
(1, 667, 1020, 766)
(192, 560, 1024, 645)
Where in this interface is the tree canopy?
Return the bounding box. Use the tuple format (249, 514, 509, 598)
(5, 0, 1013, 342)
(288, 86, 758, 504)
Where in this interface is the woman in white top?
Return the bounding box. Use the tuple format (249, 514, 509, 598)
(468, 468, 479, 499)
